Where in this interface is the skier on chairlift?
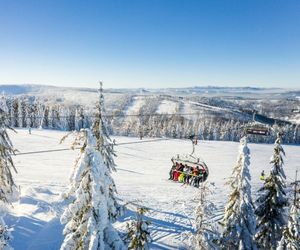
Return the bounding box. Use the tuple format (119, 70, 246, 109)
(260, 170, 265, 181)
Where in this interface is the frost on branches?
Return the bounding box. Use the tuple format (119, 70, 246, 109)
(220, 136, 257, 250)
(255, 134, 288, 249)
(126, 207, 151, 250)
(191, 182, 219, 250)
(92, 82, 122, 222)
(0, 215, 11, 250)
(0, 97, 18, 204)
(92, 82, 116, 170)
(277, 178, 300, 250)
(0, 94, 18, 250)
(60, 82, 124, 250)
(60, 129, 124, 250)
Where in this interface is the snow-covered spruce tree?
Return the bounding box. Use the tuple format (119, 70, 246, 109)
(126, 207, 151, 250)
(0, 95, 18, 249)
(255, 133, 288, 249)
(60, 129, 124, 250)
(0, 104, 18, 204)
(277, 174, 300, 250)
(60, 82, 124, 250)
(220, 136, 257, 250)
(192, 182, 219, 250)
(91, 82, 122, 221)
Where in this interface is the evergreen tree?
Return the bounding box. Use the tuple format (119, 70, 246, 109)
(192, 182, 219, 250)
(0, 110, 18, 204)
(17, 98, 24, 128)
(60, 82, 124, 250)
(126, 207, 151, 250)
(277, 172, 300, 250)
(220, 136, 257, 250)
(60, 128, 124, 250)
(10, 99, 18, 128)
(255, 133, 288, 249)
(0, 95, 18, 249)
(25, 102, 33, 129)
(91, 82, 122, 221)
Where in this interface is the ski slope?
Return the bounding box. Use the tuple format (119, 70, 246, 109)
(5, 129, 300, 249)
(156, 100, 178, 114)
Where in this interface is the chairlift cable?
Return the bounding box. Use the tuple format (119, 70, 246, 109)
(13, 138, 173, 156)
(11, 121, 289, 157)
(2, 112, 220, 119)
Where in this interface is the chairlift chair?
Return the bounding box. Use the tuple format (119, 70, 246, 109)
(245, 127, 270, 136)
(244, 122, 270, 136)
(292, 109, 300, 113)
(170, 154, 209, 185)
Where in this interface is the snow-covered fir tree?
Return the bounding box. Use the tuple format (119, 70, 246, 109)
(255, 133, 288, 249)
(17, 99, 24, 128)
(60, 82, 124, 250)
(91, 82, 122, 221)
(60, 129, 124, 250)
(0, 106, 18, 204)
(75, 108, 85, 131)
(277, 173, 300, 250)
(0, 95, 18, 249)
(191, 182, 219, 250)
(220, 136, 257, 250)
(126, 207, 151, 250)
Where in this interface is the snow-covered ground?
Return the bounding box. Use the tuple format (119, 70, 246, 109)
(5, 129, 300, 249)
(125, 96, 145, 115)
(156, 100, 178, 114)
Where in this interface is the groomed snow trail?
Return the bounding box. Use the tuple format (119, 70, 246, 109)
(5, 129, 300, 249)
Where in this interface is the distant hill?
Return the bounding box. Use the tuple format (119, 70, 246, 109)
(0, 83, 297, 97)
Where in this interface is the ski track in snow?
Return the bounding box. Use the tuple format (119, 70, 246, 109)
(156, 100, 178, 114)
(5, 129, 300, 249)
(125, 96, 145, 116)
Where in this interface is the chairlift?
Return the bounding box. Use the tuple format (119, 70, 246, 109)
(169, 154, 209, 187)
(292, 109, 300, 113)
(244, 116, 271, 136)
(245, 126, 270, 136)
(168, 137, 209, 187)
(244, 123, 286, 138)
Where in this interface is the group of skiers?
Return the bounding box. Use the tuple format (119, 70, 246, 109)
(168, 160, 208, 188)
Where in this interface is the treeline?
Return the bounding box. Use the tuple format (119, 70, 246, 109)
(3, 96, 300, 144)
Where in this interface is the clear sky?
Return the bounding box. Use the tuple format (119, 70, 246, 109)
(0, 0, 299, 89)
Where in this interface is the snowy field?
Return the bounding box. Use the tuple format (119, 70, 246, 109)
(5, 129, 300, 249)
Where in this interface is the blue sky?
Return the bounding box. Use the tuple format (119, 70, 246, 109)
(0, 0, 299, 88)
